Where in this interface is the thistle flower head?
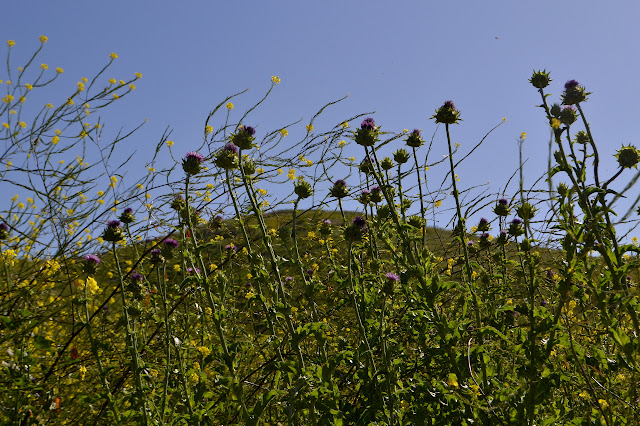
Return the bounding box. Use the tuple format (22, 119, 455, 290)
(360, 117, 376, 130)
(231, 125, 256, 150)
(182, 151, 205, 175)
(119, 207, 135, 224)
(529, 70, 551, 89)
(355, 118, 379, 146)
(406, 128, 424, 148)
(0, 223, 9, 240)
(561, 79, 588, 105)
(103, 220, 124, 242)
(83, 254, 101, 274)
(329, 179, 349, 199)
(432, 100, 461, 125)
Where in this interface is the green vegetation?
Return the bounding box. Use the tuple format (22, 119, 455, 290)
(2, 40, 640, 425)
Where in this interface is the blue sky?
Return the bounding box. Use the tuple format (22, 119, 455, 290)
(4, 0, 640, 232)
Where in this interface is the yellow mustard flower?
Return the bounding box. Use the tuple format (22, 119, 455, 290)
(40, 64, 48, 70)
(205, 125, 213, 134)
(7, 40, 15, 47)
(306, 124, 313, 132)
(129, 84, 136, 90)
(25, 84, 33, 90)
(109, 52, 118, 60)
(56, 67, 63, 74)
(280, 129, 288, 137)
(45, 103, 53, 108)
(166, 140, 174, 147)
(225, 102, 234, 110)
(18, 122, 26, 128)
(135, 72, 142, 78)
(271, 75, 281, 84)
(39, 35, 48, 43)
(550, 118, 561, 129)
(520, 132, 527, 140)
(51, 136, 60, 144)
(77, 82, 84, 92)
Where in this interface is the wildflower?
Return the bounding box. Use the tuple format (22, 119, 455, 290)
(294, 177, 313, 199)
(225, 102, 234, 110)
(135, 72, 142, 78)
(432, 100, 461, 125)
(517, 201, 537, 220)
(383, 272, 399, 296)
(508, 218, 524, 237)
(561, 79, 588, 105)
(109, 52, 118, 60)
(7, 40, 15, 47)
(83, 254, 101, 274)
(161, 238, 180, 259)
(529, 70, 551, 89)
(380, 157, 394, 171)
(182, 151, 205, 175)
(559, 105, 578, 126)
(18, 122, 26, 128)
(271, 75, 281, 84)
(214, 143, 239, 170)
(319, 219, 332, 236)
(205, 125, 213, 135)
(393, 148, 410, 164)
(56, 67, 64, 74)
(129, 84, 136, 90)
(370, 185, 383, 203)
(329, 179, 349, 198)
(477, 217, 490, 232)
(102, 220, 124, 242)
(306, 123, 314, 132)
(615, 145, 640, 169)
(39, 35, 48, 43)
(280, 129, 288, 137)
(494, 198, 510, 217)
(166, 140, 174, 147)
(46, 103, 53, 109)
(406, 129, 424, 148)
(41, 63, 48, 70)
(479, 232, 491, 248)
(150, 249, 164, 265)
(231, 125, 256, 150)
(119, 207, 135, 224)
(287, 168, 296, 180)
(355, 117, 378, 147)
(2, 94, 14, 103)
(520, 132, 527, 140)
(108, 78, 116, 84)
(0, 223, 9, 240)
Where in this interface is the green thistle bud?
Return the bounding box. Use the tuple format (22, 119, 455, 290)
(170, 195, 185, 211)
(549, 103, 562, 118)
(559, 105, 578, 126)
(393, 148, 410, 164)
(407, 215, 425, 229)
(294, 177, 313, 199)
(517, 201, 537, 220)
(358, 157, 375, 175)
(575, 130, 590, 145)
(377, 204, 391, 219)
(381, 157, 394, 171)
(102, 220, 124, 242)
(557, 183, 568, 198)
(561, 80, 589, 105)
(615, 145, 640, 169)
(241, 157, 256, 175)
(329, 180, 349, 199)
(529, 70, 551, 89)
(406, 129, 424, 148)
(119, 208, 135, 224)
(230, 125, 256, 150)
(494, 198, 510, 217)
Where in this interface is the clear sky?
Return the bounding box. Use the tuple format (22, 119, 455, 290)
(4, 0, 640, 232)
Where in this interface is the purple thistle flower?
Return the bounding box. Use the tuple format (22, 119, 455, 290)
(107, 220, 121, 228)
(564, 80, 580, 90)
(385, 272, 400, 282)
(131, 271, 144, 282)
(224, 143, 239, 154)
(361, 117, 376, 130)
(185, 151, 204, 163)
(467, 240, 475, 247)
(84, 254, 101, 264)
(479, 218, 489, 226)
(442, 100, 456, 110)
(498, 198, 508, 205)
(187, 267, 201, 275)
(224, 243, 237, 251)
(0, 223, 9, 232)
(241, 125, 256, 136)
(164, 238, 179, 248)
(511, 218, 522, 226)
(353, 216, 366, 229)
(124, 207, 133, 214)
(285, 276, 293, 282)
(360, 189, 371, 196)
(411, 129, 421, 137)
(322, 219, 332, 226)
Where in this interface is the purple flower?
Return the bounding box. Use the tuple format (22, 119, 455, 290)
(84, 254, 101, 264)
(360, 189, 371, 196)
(285, 276, 293, 282)
(360, 117, 376, 131)
(411, 129, 421, 137)
(322, 219, 332, 226)
(224, 243, 237, 251)
(223, 143, 239, 154)
(498, 198, 508, 205)
(467, 240, 475, 247)
(385, 272, 400, 282)
(0, 223, 8, 232)
(164, 238, 179, 248)
(352, 216, 366, 229)
(329, 179, 349, 199)
(241, 125, 256, 136)
(511, 218, 522, 226)
(564, 80, 580, 90)
(185, 151, 204, 163)
(187, 267, 201, 275)
(442, 100, 456, 110)
(131, 271, 144, 282)
(107, 220, 121, 228)
(103, 220, 124, 242)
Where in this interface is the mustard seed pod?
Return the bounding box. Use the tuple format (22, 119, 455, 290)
(529, 70, 551, 89)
